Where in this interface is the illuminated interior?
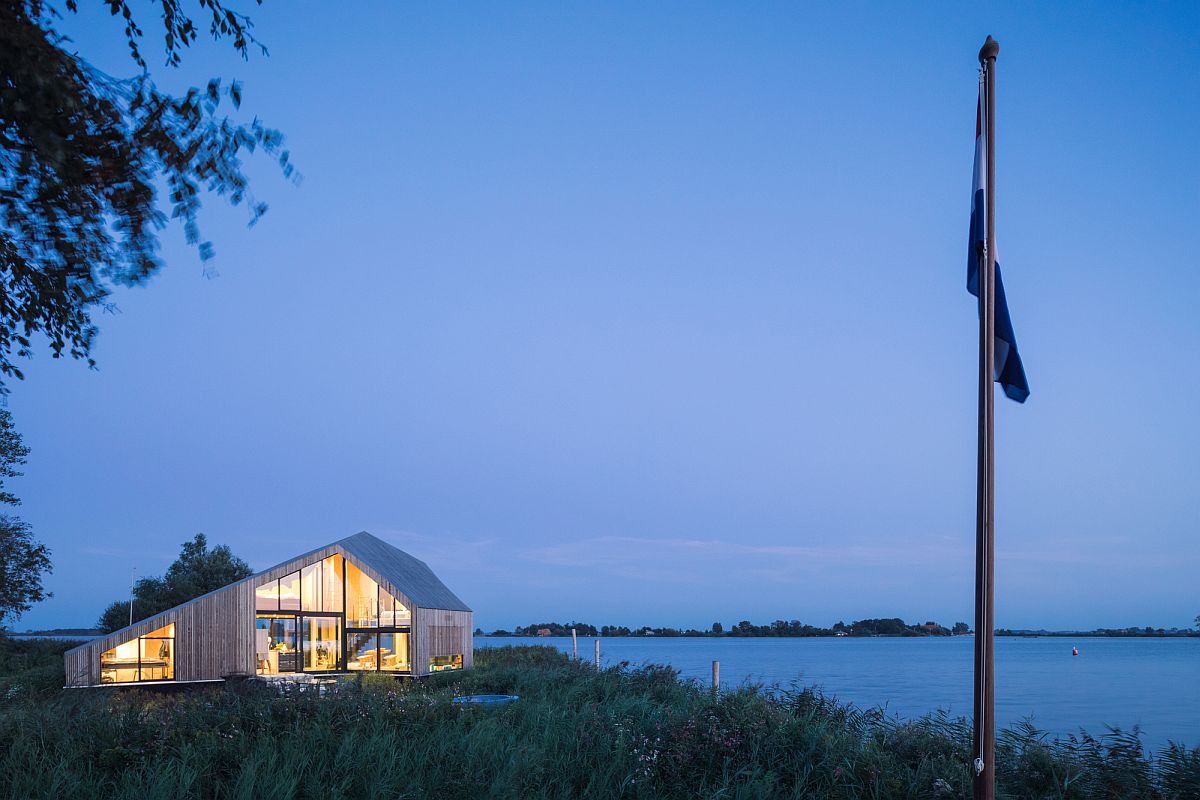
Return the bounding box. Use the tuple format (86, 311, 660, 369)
(429, 654, 463, 672)
(347, 631, 410, 671)
(379, 632, 410, 671)
(100, 623, 175, 683)
(252, 553, 411, 675)
(345, 559, 378, 627)
(302, 616, 341, 671)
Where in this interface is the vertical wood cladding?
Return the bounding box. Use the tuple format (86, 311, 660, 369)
(64, 539, 472, 687)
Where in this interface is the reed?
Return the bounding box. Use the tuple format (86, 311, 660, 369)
(0, 641, 1195, 799)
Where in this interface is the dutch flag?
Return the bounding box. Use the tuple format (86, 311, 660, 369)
(969, 82, 1029, 403)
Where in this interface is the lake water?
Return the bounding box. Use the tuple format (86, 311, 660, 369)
(476, 635, 1198, 752)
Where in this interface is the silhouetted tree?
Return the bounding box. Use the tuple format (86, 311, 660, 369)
(0, 517, 51, 630)
(0, 408, 50, 630)
(97, 533, 251, 631)
(0, 0, 294, 390)
(0, 409, 30, 507)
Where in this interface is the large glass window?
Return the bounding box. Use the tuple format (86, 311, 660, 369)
(379, 587, 411, 627)
(302, 616, 341, 671)
(255, 579, 279, 611)
(300, 563, 321, 612)
(139, 636, 174, 680)
(255, 615, 298, 674)
(346, 632, 378, 671)
(345, 560, 378, 627)
(279, 571, 301, 611)
(379, 632, 410, 672)
(321, 555, 344, 612)
(250, 554, 411, 676)
(100, 624, 176, 683)
(429, 654, 463, 672)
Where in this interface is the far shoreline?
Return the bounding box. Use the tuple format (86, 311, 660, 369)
(475, 631, 1200, 639)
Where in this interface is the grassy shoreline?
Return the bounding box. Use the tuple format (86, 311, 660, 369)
(1, 640, 1196, 799)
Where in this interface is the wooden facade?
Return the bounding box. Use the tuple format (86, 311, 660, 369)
(65, 533, 472, 687)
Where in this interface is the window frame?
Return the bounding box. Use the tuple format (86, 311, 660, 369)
(252, 555, 413, 675)
(100, 623, 176, 683)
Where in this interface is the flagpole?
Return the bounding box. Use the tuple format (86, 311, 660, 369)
(973, 34, 999, 800)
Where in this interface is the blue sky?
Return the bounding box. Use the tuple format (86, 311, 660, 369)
(9, 2, 1199, 632)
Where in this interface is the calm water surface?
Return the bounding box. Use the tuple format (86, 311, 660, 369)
(476, 635, 1198, 751)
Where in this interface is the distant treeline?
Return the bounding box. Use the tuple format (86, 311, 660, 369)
(997, 627, 1199, 638)
(477, 618, 972, 638)
(7, 628, 101, 637)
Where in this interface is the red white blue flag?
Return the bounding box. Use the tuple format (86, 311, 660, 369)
(969, 82, 1029, 403)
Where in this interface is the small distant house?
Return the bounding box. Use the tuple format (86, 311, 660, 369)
(64, 532, 472, 687)
(536, 628, 552, 637)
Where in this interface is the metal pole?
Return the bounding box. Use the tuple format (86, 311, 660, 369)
(128, 566, 137, 627)
(572, 628, 578, 661)
(594, 639, 600, 670)
(973, 34, 999, 800)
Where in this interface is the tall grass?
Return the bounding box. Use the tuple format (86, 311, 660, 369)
(0, 643, 1195, 799)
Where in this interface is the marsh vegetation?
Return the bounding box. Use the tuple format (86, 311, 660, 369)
(1, 641, 1196, 799)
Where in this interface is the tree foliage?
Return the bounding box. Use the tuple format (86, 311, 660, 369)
(97, 532, 251, 631)
(0, 516, 52, 629)
(0, 408, 30, 506)
(0, 408, 50, 629)
(0, 0, 293, 389)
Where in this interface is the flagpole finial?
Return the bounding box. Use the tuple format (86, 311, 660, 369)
(979, 35, 999, 62)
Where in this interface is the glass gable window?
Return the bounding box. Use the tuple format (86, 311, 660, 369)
(379, 587, 411, 627)
(100, 623, 176, 683)
(257, 556, 344, 613)
(279, 571, 301, 611)
(255, 580, 279, 611)
(345, 560, 379, 627)
(321, 555, 344, 612)
(300, 562, 321, 612)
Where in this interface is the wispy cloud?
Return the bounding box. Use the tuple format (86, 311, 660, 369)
(516, 534, 970, 583)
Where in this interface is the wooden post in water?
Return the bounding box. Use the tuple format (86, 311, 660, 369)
(594, 639, 600, 670)
(712, 660, 720, 693)
(572, 628, 577, 660)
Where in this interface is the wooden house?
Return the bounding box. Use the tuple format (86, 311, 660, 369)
(64, 532, 472, 687)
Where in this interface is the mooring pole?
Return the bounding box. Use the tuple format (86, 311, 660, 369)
(594, 639, 600, 670)
(572, 628, 578, 660)
(712, 660, 720, 693)
(973, 34, 999, 800)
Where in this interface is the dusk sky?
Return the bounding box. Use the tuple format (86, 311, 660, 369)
(9, 2, 1198, 632)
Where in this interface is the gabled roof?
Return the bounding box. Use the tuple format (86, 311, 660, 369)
(66, 531, 471, 656)
(337, 531, 471, 612)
